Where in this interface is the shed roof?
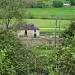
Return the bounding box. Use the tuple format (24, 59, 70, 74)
(25, 23, 39, 30)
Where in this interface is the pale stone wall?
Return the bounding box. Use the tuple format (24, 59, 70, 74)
(17, 30, 25, 37)
(36, 30, 39, 37)
(17, 30, 39, 38)
(27, 30, 34, 38)
(27, 30, 39, 38)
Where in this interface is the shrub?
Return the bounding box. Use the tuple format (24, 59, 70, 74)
(62, 21, 75, 37)
(53, 1, 63, 8)
(28, 12, 35, 19)
(70, 0, 75, 5)
(41, 12, 50, 19)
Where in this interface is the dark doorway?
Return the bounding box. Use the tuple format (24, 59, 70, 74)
(34, 30, 36, 38)
(34, 33, 36, 38)
(25, 30, 27, 36)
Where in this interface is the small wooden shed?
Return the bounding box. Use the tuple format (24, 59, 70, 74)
(17, 23, 40, 38)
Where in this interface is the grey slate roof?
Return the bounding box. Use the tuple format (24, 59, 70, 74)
(25, 23, 39, 30)
(17, 23, 39, 30)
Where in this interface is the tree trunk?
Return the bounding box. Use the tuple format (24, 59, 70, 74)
(6, 18, 10, 29)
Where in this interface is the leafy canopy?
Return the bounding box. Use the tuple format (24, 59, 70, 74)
(0, 0, 25, 29)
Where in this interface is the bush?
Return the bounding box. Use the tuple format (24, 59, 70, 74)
(53, 1, 63, 8)
(0, 29, 36, 75)
(28, 12, 35, 19)
(32, 0, 52, 8)
(41, 12, 50, 19)
(0, 30, 17, 75)
(62, 21, 75, 38)
(70, 0, 75, 5)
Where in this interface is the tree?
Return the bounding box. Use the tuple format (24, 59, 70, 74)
(70, 0, 75, 5)
(0, 29, 19, 74)
(36, 0, 43, 8)
(0, 46, 16, 75)
(53, 1, 63, 8)
(62, 21, 75, 37)
(0, 29, 37, 75)
(68, 22, 75, 31)
(0, 0, 25, 29)
(48, 46, 75, 75)
(62, 16, 75, 37)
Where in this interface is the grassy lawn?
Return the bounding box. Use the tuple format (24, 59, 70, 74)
(25, 19, 70, 28)
(0, 19, 70, 29)
(25, 6, 75, 16)
(24, 19, 70, 33)
(0, 18, 70, 33)
(40, 29, 64, 33)
(74, 6, 75, 14)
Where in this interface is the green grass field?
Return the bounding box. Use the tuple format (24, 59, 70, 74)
(25, 6, 75, 16)
(0, 18, 71, 33)
(25, 19, 70, 33)
(21, 6, 75, 33)
(25, 19, 70, 28)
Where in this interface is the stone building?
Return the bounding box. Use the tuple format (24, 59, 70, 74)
(17, 23, 40, 38)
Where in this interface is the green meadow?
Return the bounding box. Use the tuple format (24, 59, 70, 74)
(0, 19, 70, 33)
(25, 19, 70, 28)
(25, 19, 70, 33)
(25, 6, 75, 16)
(0, 19, 70, 28)
(24, 6, 75, 33)
(0, 6, 75, 33)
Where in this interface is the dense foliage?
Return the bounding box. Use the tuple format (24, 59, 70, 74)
(0, 0, 75, 75)
(23, 0, 52, 8)
(0, 29, 35, 75)
(0, 28, 75, 75)
(21, 0, 75, 8)
(70, 0, 75, 5)
(0, 0, 25, 28)
(0, 30, 17, 75)
(62, 20, 75, 37)
(53, 1, 63, 8)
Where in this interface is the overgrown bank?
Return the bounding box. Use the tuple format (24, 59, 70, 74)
(0, 29, 75, 75)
